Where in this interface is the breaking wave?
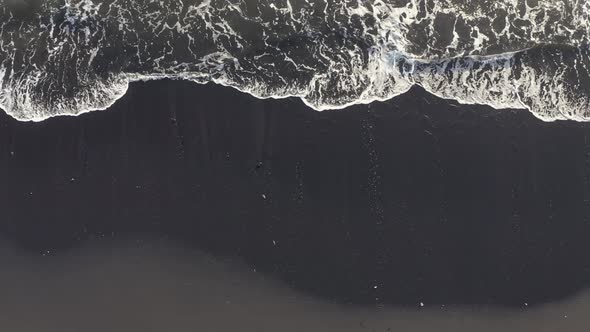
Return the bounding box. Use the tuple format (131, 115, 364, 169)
(0, 0, 589, 121)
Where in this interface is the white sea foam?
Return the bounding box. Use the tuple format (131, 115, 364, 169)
(0, 0, 589, 121)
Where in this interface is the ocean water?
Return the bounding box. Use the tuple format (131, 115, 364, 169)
(1, 0, 589, 121)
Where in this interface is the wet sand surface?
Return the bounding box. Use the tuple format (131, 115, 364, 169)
(1, 81, 590, 330)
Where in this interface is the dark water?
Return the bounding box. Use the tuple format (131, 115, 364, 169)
(1, 80, 590, 330)
(2, 0, 590, 121)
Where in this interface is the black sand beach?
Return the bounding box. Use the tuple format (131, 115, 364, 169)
(1, 81, 590, 311)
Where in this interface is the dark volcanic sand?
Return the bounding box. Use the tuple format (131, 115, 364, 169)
(0, 81, 589, 310)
